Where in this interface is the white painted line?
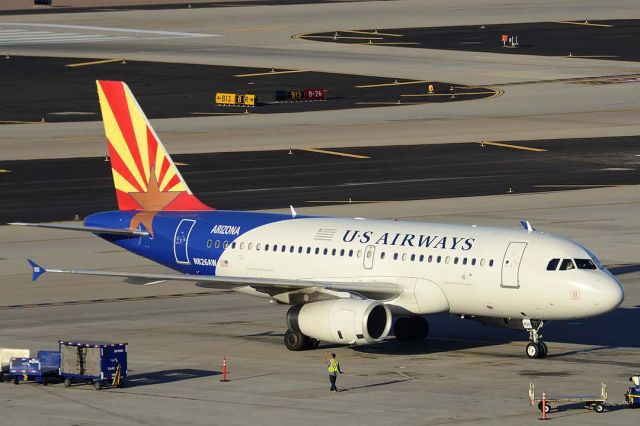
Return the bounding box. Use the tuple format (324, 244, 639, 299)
(0, 36, 133, 45)
(0, 33, 77, 40)
(0, 31, 56, 38)
(0, 23, 221, 37)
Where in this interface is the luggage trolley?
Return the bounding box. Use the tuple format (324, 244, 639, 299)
(529, 382, 608, 413)
(59, 340, 127, 390)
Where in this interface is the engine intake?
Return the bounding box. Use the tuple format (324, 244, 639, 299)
(287, 299, 392, 345)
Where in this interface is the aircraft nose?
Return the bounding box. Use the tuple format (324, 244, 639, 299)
(594, 275, 624, 314)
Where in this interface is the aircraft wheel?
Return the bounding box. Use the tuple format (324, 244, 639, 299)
(284, 329, 310, 351)
(526, 342, 540, 359)
(539, 342, 548, 358)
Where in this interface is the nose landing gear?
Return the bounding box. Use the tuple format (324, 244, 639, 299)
(524, 319, 547, 359)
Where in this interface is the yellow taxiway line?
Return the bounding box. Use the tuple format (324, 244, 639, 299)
(301, 148, 370, 159)
(340, 30, 403, 37)
(554, 21, 613, 28)
(359, 42, 420, 46)
(222, 26, 290, 32)
(0, 169, 11, 173)
(300, 35, 384, 40)
(401, 91, 496, 97)
(190, 112, 252, 115)
(478, 141, 547, 152)
(234, 69, 309, 77)
(66, 58, 122, 68)
(355, 80, 432, 89)
(534, 184, 628, 188)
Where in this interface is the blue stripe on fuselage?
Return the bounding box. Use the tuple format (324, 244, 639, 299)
(84, 210, 300, 275)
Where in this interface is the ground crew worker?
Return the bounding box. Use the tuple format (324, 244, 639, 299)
(327, 353, 343, 392)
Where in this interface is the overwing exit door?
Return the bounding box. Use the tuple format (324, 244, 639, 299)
(363, 245, 375, 269)
(501, 242, 527, 288)
(174, 219, 196, 264)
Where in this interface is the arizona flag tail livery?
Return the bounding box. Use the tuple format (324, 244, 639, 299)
(96, 80, 211, 212)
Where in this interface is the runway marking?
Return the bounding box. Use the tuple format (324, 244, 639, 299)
(340, 30, 403, 37)
(174, 162, 189, 166)
(298, 35, 384, 40)
(401, 91, 497, 97)
(0, 120, 43, 124)
(478, 141, 547, 152)
(305, 200, 382, 203)
(554, 21, 613, 28)
(563, 55, 619, 58)
(234, 69, 309, 77)
(0, 23, 221, 37)
(355, 101, 421, 105)
(222, 26, 290, 32)
(301, 148, 370, 159)
(190, 112, 252, 115)
(355, 80, 431, 88)
(66, 58, 123, 67)
(359, 42, 420, 46)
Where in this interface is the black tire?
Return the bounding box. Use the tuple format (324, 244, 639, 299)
(63, 377, 72, 387)
(394, 318, 411, 341)
(526, 342, 540, 359)
(411, 317, 429, 340)
(117, 378, 125, 388)
(94, 380, 103, 390)
(13, 377, 19, 385)
(0, 374, 4, 383)
(309, 338, 320, 350)
(594, 404, 604, 413)
(42, 377, 48, 386)
(539, 342, 548, 358)
(284, 329, 310, 351)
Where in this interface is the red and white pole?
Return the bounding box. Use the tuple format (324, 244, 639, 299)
(541, 390, 547, 420)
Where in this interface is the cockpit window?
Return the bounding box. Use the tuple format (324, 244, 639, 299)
(574, 258, 597, 270)
(546, 258, 560, 271)
(559, 259, 575, 271)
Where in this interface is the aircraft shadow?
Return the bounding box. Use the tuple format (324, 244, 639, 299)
(609, 263, 640, 276)
(124, 369, 220, 388)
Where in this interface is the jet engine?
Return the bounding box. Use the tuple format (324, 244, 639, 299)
(286, 299, 392, 345)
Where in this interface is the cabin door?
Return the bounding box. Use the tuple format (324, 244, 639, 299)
(501, 242, 527, 288)
(174, 219, 196, 265)
(363, 245, 375, 269)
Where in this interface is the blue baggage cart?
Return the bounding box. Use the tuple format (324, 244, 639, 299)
(59, 340, 127, 390)
(9, 351, 60, 385)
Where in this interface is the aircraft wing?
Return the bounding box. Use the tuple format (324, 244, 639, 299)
(10, 222, 149, 236)
(27, 260, 403, 300)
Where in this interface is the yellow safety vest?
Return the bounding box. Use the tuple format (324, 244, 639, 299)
(328, 359, 339, 373)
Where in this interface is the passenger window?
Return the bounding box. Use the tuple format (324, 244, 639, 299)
(489, 259, 494, 267)
(357, 250, 362, 258)
(231, 242, 236, 249)
(471, 258, 476, 266)
(248, 242, 253, 250)
(367, 251, 373, 259)
(419, 255, 424, 262)
(206, 240, 212, 248)
(214, 240, 220, 249)
(575, 259, 597, 270)
(380, 252, 386, 259)
(402, 253, 407, 261)
(282, 246, 286, 253)
(273, 244, 278, 252)
(559, 259, 576, 270)
(546, 258, 560, 271)
(289, 245, 294, 253)
(323, 248, 328, 255)
(315, 248, 320, 255)
(437, 256, 442, 263)
(298, 246, 303, 254)
(349, 250, 353, 257)
(410, 254, 415, 261)
(223, 241, 229, 249)
(332, 249, 337, 256)
(340, 249, 345, 256)
(480, 259, 485, 266)
(264, 244, 269, 251)
(393, 253, 398, 260)
(307, 247, 311, 254)
(445, 256, 450, 264)
(454, 257, 459, 265)
(240, 242, 245, 250)
(462, 258, 467, 265)
(428, 255, 433, 263)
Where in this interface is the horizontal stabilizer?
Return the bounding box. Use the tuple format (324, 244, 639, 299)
(25, 261, 403, 299)
(9, 222, 148, 236)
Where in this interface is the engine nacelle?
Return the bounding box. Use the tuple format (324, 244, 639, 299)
(287, 299, 392, 345)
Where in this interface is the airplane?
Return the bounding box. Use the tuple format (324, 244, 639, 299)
(12, 80, 624, 359)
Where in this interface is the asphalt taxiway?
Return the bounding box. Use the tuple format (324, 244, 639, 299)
(1, 186, 639, 426)
(1, 136, 639, 223)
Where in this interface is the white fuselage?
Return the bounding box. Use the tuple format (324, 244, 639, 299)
(214, 217, 624, 321)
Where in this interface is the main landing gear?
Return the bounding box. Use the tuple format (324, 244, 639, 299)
(524, 320, 548, 359)
(284, 329, 319, 351)
(394, 316, 429, 342)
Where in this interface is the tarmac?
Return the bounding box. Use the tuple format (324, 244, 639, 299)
(0, 0, 640, 424)
(1, 186, 640, 426)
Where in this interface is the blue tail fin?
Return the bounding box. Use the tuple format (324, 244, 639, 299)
(27, 259, 46, 281)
